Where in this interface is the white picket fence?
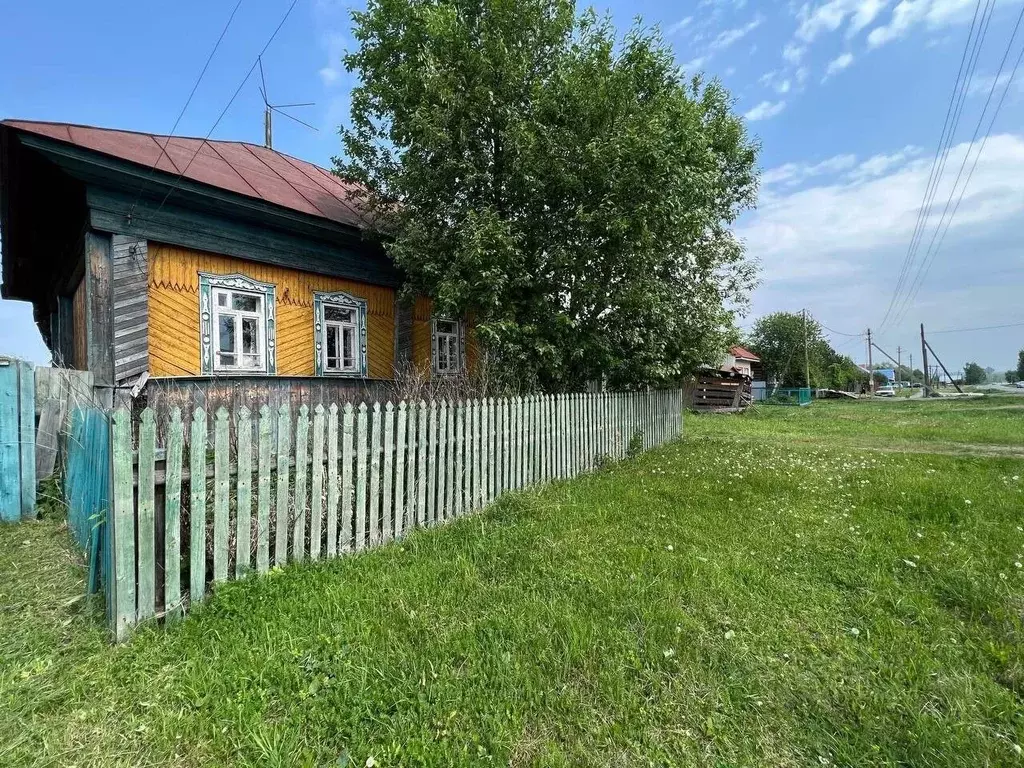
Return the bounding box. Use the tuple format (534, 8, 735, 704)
(108, 390, 683, 640)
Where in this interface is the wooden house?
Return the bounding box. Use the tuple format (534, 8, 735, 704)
(0, 120, 472, 413)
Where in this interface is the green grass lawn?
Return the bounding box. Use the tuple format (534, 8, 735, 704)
(2, 398, 1023, 766)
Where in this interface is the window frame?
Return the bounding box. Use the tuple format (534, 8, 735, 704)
(313, 290, 368, 377)
(199, 272, 277, 375)
(431, 316, 465, 376)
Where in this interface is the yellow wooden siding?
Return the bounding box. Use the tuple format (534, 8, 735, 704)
(410, 297, 479, 379)
(148, 243, 395, 378)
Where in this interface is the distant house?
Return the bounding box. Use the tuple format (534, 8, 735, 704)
(721, 345, 762, 379)
(0, 120, 477, 411)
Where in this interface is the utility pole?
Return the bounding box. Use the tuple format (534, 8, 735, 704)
(264, 105, 273, 149)
(896, 346, 902, 385)
(867, 327, 874, 394)
(920, 324, 930, 396)
(803, 309, 811, 391)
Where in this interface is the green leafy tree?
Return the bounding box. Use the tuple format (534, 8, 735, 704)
(1005, 370, 1017, 384)
(1018, 350, 1024, 382)
(746, 312, 863, 389)
(338, 0, 759, 390)
(963, 362, 986, 385)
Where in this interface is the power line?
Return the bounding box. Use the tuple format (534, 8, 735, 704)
(879, 0, 991, 330)
(818, 322, 865, 338)
(127, 0, 244, 222)
(929, 320, 1024, 334)
(149, 0, 300, 217)
(892, 5, 1024, 323)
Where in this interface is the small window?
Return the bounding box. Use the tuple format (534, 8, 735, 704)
(314, 291, 368, 377)
(199, 273, 277, 375)
(432, 317, 463, 375)
(212, 288, 266, 372)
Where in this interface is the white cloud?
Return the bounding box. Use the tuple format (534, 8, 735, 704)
(968, 71, 1024, 97)
(740, 134, 1024, 273)
(795, 0, 890, 42)
(783, 42, 807, 63)
(762, 154, 858, 187)
(824, 52, 855, 79)
(709, 16, 763, 51)
(679, 56, 708, 73)
(668, 16, 694, 35)
(759, 70, 792, 93)
(318, 32, 347, 88)
(867, 0, 983, 48)
(847, 146, 923, 180)
(741, 134, 1024, 368)
(745, 100, 788, 121)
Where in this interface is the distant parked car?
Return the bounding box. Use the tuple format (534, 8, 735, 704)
(875, 385, 896, 397)
(1017, 381, 1024, 389)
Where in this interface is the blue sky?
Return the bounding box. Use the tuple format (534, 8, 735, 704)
(2, 0, 1023, 373)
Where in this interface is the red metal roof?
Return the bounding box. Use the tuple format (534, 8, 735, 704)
(729, 345, 760, 361)
(1, 120, 368, 229)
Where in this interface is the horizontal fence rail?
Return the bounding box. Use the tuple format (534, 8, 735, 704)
(109, 390, 683, 640)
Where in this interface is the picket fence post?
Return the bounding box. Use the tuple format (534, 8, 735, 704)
(164, 408, 184, 620)
(369, 402, 382, 547)
(137, 409, 156, 622)
(256, 405, 271, 574)
(310, 405, 326, 561)
(294, 405, 310, 562)
(236, 407, 253, 576)
(110, 408, 135, 641)
(382, 402, 395, 541)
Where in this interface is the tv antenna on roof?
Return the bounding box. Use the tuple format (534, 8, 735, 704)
(258, 56, 317, 149)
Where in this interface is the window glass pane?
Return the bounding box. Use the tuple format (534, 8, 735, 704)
(219, 353, 236, 367)
(326, 325, 339, 369)
(242, 353, 260, 368)
(218, 316, 236, 353)
(437, 336, 450, 371)
(342, 326, 355, 368)
(217, 292, 228, 307)
(232, 293, 259, 312)
(242, 317, 258, 354)
(325, 305, 354, 323)
(436, 320, 456, 335)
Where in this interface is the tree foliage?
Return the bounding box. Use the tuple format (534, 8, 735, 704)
(963, 362, 986, 386)
(746, 312, 865, 389)
(338, 0, 759, 390)
(1018, 350, 1024, 382)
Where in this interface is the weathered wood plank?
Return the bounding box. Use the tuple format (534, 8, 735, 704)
(274, 405, 291, 566)
(137, 409, 156, 622)
(0, 362, 19, 522)
(111, 409, 136, 640)
(355, 403, 368, 551)
(164, 408, 184, 620)
(416, 400, 427, 526)
(406, 401, 417, 526)
(213, 408, 230, 582)
(256, 405, 272, 574)
(337, 404, 349, 553)
(426, 400, 438, 525)
(309, 405, 325, 560)
(394, 401, 407, 537)
(235, 406, 253, 577)
(382, 402, 394, 541)
(462, 400, 472, 514)
(17, 361, 36, 518)
(293, 405, 310, 562)
(454, 401, 464, 515)
(191, 408, 209, 597)
(438, 400, 448, 522)
(369, 402, 382, 546)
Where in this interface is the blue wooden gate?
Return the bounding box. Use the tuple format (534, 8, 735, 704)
(0, 358, 36, 522)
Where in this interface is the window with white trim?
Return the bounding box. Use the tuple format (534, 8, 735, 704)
(199, 273, 277, 375)
(431, 317, 464, 375)
(314, 291, 368, 377)
(213, 288, 266, 371)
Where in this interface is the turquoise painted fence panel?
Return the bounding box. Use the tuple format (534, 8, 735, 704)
(0, 361, 19, 522)
(0, 359, 37, 522)
(64, 406, 110, 594)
